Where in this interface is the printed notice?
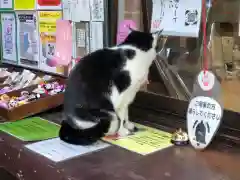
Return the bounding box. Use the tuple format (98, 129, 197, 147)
(0, 0, 13, 9)
(76, 29, 86, 47)
(103, 124, 173, 155)
(38, 11, 64, 74)
(151, 0, 202, 37)
(0, 117, 60, 141)
(17, 12, 40, 68)
(25, 138, 110, 162)
(90, 0, 104, 21)
(89, 22, 103, 52)
(1, 13, 17, 64)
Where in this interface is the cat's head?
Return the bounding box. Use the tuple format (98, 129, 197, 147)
(122, 28, 163, 54)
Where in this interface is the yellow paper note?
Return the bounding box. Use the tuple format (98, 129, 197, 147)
(102, 124, 173, 155)
(38, 11, 62, 33)
(14, 0, 35, 10)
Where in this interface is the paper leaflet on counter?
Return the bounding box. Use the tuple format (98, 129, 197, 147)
(25, 138, 110, 162)
(151, 0, 202, 37)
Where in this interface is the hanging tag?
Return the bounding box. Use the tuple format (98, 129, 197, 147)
(187, 70, 223, 150)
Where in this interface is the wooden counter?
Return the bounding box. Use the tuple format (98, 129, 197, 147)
(0, 107, 240, 180)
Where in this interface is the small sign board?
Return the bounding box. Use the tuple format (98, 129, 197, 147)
(187, 70, 223, 150)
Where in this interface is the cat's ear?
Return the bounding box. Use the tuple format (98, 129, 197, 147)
(152, 29, 163, 37)
(127, 25, 135, 33)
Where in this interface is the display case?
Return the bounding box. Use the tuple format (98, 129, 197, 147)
(122, 0, 240, 116)
(110, 0, 240, 138)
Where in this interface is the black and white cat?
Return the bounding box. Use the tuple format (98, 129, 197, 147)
(59, 29, 163, 145)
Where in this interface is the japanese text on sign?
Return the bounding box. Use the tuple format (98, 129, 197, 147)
(39, 12, 61, 18)
(188, 100, 221, 121)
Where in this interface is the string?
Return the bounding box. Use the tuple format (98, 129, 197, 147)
(202, 0, 207, 74)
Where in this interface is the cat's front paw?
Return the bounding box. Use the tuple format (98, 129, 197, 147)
(118, 127, 131, 137)
(125, 121, 135, 131)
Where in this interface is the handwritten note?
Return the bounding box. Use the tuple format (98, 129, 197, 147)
(90, 0, 104, 21)
(151, 0, 202, 37)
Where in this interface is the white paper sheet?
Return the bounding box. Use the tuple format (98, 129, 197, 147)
(63, 0, 72, 20)
(151, 0, 202, 37)
(1, 13, 18, 64)
(85, 22, 90, 53)
(72, 0, 91, 22)
(25, 138, 110, 162)
(76, 29, 86, 47)
(0, 0, 13, 9)
(89, 22, 103, 52)
(16, 11, 40, 68)
(90, 0, 104, 21)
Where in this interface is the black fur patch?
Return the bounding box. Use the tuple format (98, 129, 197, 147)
(113, 70, 131, 93)
(64, 48, 126, 113)
(121, 31, 154, 52)
(122, 49, 136, 60)
(59, 109, 114, 145)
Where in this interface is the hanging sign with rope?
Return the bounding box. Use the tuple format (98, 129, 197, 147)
(187, 0, 224, 150)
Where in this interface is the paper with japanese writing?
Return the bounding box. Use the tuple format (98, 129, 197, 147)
(16, 11, 40, 68)
(0, 0, 13, 9)
(0, 117, 60, 141)
(151, 0, 202, 37)
(38, 11, 64, 74)
(1, 13, 18, 64)
(102, 124, 172, 155)
(25, 138, 110, 162)
(90, 0, 104, 21)
(72, 0, 91, 22)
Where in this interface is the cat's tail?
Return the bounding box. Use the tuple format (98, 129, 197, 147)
(59, 108, 119, 145)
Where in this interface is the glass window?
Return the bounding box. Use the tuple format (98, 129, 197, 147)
(141, 0, 240, 113)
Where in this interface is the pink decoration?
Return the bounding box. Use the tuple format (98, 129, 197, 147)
(116, 20, 137, 44)
(55, 20, 72, 65)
